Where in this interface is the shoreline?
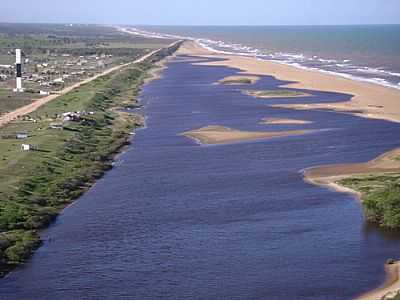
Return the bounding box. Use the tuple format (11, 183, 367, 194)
(355, 262, 400, 300)
(178, 41, 400, 124)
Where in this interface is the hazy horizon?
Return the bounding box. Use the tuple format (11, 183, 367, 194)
(1, 0, 400, 26)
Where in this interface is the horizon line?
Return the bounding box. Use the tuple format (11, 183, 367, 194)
(0, 21, 400, 27)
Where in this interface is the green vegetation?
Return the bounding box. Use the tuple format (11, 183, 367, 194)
(0, 91, 35, 115)
(339, 173, 400, 228)
(0, 40, 181, 276)
(245, 89, 309, 98)
(221, 78, 254, 85)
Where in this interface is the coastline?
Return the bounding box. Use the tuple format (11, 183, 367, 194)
(178, 41, 400, 124)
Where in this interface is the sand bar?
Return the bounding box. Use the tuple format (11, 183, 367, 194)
(182, 125, 313, 145)
(261, 118, 313, 125)
(178, 41, 400, 123)
(245, 89, 310, 99)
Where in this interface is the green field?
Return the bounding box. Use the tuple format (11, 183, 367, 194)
(221, 78, 254, 85)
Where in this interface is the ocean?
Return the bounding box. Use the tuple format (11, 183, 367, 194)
(135, 25, 400, 89)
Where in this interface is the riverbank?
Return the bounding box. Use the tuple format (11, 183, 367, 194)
(355, 262, 400, 300)
(0, 42, 181, 277)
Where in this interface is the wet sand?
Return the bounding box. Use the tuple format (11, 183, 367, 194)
(245, 90, 311, 99)
(182, 125, 313, 145)
(355, 262, 400, 300)
(261, 118, 313, 125)
(178, 41, 400, 124)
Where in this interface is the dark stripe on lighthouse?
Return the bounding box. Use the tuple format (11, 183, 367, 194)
(16, 64, 22, 77)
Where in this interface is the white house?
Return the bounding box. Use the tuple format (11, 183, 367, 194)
(21, 144, 37, 151)
(16, 132, 28, 139)
(40, 90, 50, 96)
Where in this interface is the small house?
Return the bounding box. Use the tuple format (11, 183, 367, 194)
(53, 78, 64, 84)
(40, 90, 50, 96)
(21, 144, 37, 151)
(16, 132, 28, 139)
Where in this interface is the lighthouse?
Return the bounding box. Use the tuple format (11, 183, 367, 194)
(13, 49, 24, 92)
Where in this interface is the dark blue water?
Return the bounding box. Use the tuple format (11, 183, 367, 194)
(1, 55, 400, 299)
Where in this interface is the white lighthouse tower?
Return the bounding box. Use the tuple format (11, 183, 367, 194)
(13, 49, 24, 92)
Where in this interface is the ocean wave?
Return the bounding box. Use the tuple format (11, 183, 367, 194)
(124, 27, 400, 91)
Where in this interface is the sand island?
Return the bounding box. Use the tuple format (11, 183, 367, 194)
(261, 118, 313, 125)
(244, 89, 310, 99)
(181, 125, 313, 145)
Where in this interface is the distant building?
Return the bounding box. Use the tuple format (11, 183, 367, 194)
(39, 90, 50, 96)
(53, 77, 64, 84)
(62, 112, 81, 122)
(21, 144, 37, 151)
(16, 132, 28, 139)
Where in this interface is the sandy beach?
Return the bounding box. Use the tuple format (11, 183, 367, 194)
(178, 41, 400, 124)
(182, 125, 313, 145)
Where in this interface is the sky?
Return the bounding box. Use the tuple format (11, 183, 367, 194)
(1, 0, 400, 25)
